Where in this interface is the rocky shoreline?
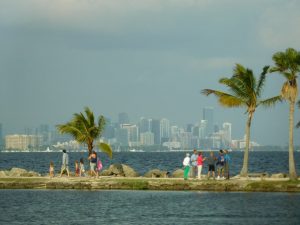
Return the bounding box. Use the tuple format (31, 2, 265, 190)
(0, 167, 299, 192)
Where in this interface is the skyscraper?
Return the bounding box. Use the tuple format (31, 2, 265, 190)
(160, 118, 170, 140)
(118, 112, 130, 125)
(222, 122, 232, 147)
(139, 117, 152, 133)
(199, 120, 207, 139)
(151, 119, 161, 145)
(203, 107, 214, 136)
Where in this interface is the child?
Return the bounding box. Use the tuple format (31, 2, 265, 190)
(75, 160, 80, 177)
(79, 158, 86, 177)
(49, 161, 54, 178)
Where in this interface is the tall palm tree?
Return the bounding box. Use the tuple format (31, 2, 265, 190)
(270, 48, 300, 179)
(297, 100, 300, 128)
(57, 107, 113, 158)
(202, 64, 282, 177)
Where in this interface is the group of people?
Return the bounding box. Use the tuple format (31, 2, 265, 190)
(183, 149, 230, 180)
(49, 149, 103, 178)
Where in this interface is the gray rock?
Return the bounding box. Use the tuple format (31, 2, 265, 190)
(271, 173, 287, 178)
(172, 169, 184, 178)
(144, 169, 169, 178)
(5, 168, 41, 177)
(0, 171, 8, 177)
(122, 164, 139, 177)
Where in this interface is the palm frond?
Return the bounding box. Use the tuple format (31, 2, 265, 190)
(98, 142, 113, 159)
(259, 96, 283, 108)
(84, 107, 95, 127)
(98, 116, 106, 136)
(201, 89, 245, 107)
(256, 66, 269, 96)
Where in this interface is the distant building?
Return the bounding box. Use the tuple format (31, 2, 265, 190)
(139, 118, 152, 133)
(151, 119, 161, 145)
(203, 107, 214, 136)
(5, 134, 42, 150)
(222, 122, 232, 147)
(118, 112, 130, 125)
(199, 120, 207, 139)
(160, 118, 170, 141)
(118, 124, 139, 147)
(140, 132, 154, 146)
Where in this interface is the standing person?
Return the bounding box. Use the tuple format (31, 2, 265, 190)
(190, 149, 198, 178)
(183, 153, 191, 180)
(79, 158, 86, 177)
(75, 160, 80, 177)
(224, 150, 231, 180)
(197, 152, 206, 180)
(207, 151, 216, 180)
(88, 151, 98, 178)
(59, 149, 70, 177)
(49, 161, 54, 178)
(216, 150, 225, 180)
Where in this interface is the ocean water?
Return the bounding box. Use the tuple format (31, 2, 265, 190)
(0, 190, 299, 225)
(0, 151, 300, 176)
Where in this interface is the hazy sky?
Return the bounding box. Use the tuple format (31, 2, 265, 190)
(1, 0, 300, 145)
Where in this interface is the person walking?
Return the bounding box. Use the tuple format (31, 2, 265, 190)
(207, 151, 216, 180)
(88, 151, 98, 178)
(79, 158, 86, 177)
(224, 150, 231, 180)
(49, 161, 54, 178)
(75, 160, 80, 177)
(59, 149, 70, 177)
(183, 153, 191, 180)
(216, 150, 225, 180)
(197, 151, 205, 180)
(190, 149, 198, 178)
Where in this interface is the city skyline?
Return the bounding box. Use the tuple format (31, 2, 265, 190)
(1, 0, 300, 146)
(1, 107, 260, 151)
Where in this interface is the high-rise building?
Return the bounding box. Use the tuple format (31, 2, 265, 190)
(5, 134, 42, 150)
(151, 119, 161, 145)
(140, 132, 154, 146)
(160, 118, 170, 140)
(222, 122, 232, 147)
(199, 120, 207, 139)
(186, 124, 194, 132)
(116, 128, 129, 146)
(118, 112, 130, 125)
(119, 124, 139, 146)
(139, 117, 152, 134)
(203, 107, 214, 136)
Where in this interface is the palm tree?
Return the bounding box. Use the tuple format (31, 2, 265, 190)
(57, 107, 113, 158)
(270, 48, 300, 179)
(202, 64, 282, 177)
(297, 100, 300, 128)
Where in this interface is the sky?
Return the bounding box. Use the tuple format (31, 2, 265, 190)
(0, 0, 300, 145)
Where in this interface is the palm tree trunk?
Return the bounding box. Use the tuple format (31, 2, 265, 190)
(288, 101, 297, 179)
(240, 113, 252, 177)
(87, 141, 93, 156)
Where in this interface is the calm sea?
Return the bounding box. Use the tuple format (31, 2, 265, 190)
(0, 151, 300, 176)
(0, 190, 299, 225)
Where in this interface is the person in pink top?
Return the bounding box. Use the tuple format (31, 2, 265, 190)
(197, 151, 206, 180)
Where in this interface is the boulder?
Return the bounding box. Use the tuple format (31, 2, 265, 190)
(144, 169, 169, 178)
(172, 169, 184, 178)
(0, 171, 8, 177)
(271, 173, 287, 178)
(122, 164, 139, 177)
(6, 168, 41, 177)
(100, 164, 125, 177)
(9, 168, 27, 177)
